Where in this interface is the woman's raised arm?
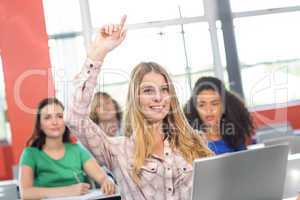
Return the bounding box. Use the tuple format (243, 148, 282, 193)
(65, 16, 127, 169)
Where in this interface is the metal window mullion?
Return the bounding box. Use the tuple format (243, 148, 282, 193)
(233, 5, 300, 18)
(92, 16, 207, 32)
(78, 0, 93, 49)
(204, 0, 224, 81)
(217, 0, 244, 98)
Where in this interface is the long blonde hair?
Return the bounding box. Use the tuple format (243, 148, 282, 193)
(124, 62, 213, 182)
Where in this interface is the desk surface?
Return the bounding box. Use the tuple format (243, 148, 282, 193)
(0, 180, 17, 186)
(0, 180, 297, 200)
(283, 196, 298, 200)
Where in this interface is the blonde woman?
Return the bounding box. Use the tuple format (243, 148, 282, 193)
(90, 92, 122, 137)
(66, 16, 213, 200)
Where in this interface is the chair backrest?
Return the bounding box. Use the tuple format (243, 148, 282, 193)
(283, 154, 300, 198)
(12, 165, 19, 180)
(255, 122, 293, 143)
(264, 135, 300, 154)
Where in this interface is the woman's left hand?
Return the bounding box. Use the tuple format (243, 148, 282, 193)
(101, 177, 116, 195)
(87, 15, 127, 62)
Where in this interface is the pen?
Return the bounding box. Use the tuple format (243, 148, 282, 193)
(73, 171, 81, 183)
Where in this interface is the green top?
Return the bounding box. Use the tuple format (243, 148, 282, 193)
(20, 143, 92, 187)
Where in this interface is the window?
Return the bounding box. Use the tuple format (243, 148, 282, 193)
(241, 61, 300, 107)
(89, 0, 204, 26)
(40, 0, 214, 107)
(230, 0, 300, 12)
(48, 36, 86, 103)
(94, 22, 214, 105)
(43, 0, 300, 108)
(234, 12, 300, 106)
(42, 0, 82, 35)
(42, 0, 86, 105)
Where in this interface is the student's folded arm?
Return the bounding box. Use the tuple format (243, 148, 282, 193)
(20, 165, 90, 199)
(65, 59, 115, 169)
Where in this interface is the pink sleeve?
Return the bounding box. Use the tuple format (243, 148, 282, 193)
(65, 59, 115, 170)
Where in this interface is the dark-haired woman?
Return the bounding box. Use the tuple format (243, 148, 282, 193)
(184, 76, 254, 155)
(19, 98, 115, 199)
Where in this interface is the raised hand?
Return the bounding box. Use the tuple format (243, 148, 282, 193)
(88, 15, 127, 62)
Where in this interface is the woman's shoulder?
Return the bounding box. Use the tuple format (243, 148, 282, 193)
(208, 139, 225, 145)
(22, 146, 41, 154)
(109, 136, 135, 155)
(20, 147, 42, 164)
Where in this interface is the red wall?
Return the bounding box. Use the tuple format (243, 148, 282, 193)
(0, 144, 14, 179)
(251, 103, 300, 130)
(0, 0, 54, 179)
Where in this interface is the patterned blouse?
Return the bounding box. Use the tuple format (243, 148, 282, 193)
(66, 59, 196, 200)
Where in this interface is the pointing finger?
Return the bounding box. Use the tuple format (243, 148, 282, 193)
(119, 15, 127, 30)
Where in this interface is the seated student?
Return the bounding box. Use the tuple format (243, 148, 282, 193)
(183, 76, 254, 155)
(19, 98, 116, 200)
(90, 92, 122, 137)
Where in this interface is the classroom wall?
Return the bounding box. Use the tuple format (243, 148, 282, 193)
(252, 102, 300, 130)
(0, 0, 54, 179)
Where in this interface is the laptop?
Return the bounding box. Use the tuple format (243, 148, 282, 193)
(191, 145, 289, 200)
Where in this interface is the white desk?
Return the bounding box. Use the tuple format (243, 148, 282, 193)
(0, 180, 18, 200)
(283, 197, 297, 200)
(283, 154, 300, 198)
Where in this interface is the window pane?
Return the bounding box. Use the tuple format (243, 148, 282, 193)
(89, 0, 204, 26)
(42, 0, 82, 34)
(183, 22, 214, 73)
(100, 25, 188, 83)
(172, 74, 192, 106)
(242, 60, 300, 107)
(95, 83, 128, 110)
(234, 12, 300, 106)
(48, 36, 86, 104)
(100, 22, 213, 85)
(230, 0, 300, 12)
(234, 12, 300, 65)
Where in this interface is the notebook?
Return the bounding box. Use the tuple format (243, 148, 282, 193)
(43, 190, 121, 200)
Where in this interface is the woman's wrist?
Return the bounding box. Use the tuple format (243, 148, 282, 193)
(87, 46, 108, 62)
(98, 173, 109, 185)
